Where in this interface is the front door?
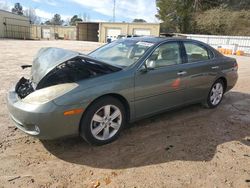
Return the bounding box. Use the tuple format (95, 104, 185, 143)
(134, 42, 188, 119)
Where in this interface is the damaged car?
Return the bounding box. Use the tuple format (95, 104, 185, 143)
(7, 37, 238, 145)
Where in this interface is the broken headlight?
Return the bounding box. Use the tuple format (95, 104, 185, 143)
(15, 77, 34, 99)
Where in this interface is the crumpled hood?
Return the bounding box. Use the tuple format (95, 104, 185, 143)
(31, 47, 79, 85)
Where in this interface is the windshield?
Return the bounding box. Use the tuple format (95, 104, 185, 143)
(89, 40, 155, 67)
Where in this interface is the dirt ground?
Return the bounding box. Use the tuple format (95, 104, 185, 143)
(0, 40, 249, 188)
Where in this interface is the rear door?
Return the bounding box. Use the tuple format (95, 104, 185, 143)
(181, 41, 218, 103)
(134, 41, 188, 118)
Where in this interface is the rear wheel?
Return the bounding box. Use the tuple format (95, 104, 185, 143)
(204, 79, 225, 108)
(80, 96, 126, 145)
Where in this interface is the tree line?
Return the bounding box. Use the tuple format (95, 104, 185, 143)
(9, 2, 89, 26)
(6, 1, 250, 35)
(8, 2, 146, 26)
(156, 0, 250, 35)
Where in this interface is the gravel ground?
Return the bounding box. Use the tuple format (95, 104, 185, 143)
(0, 40, 249, 188)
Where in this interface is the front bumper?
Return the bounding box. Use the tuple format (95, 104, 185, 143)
(7, 87, 84, 140)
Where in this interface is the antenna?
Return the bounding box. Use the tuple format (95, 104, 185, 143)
(113, 0, 116, 22)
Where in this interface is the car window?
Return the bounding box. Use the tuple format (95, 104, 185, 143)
(184, 42, 209, 63)
(146, 42, 181, 68)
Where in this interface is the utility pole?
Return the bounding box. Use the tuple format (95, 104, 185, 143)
(113, 0, 116, 22)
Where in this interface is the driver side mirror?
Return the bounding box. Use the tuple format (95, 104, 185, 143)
(140, 60, 155, 73)
(140, 64, 148, 73)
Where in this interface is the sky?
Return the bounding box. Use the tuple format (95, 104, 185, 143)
(0, 0, 159, 23)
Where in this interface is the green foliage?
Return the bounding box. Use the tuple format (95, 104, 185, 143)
(11, 3, 23, 15)
(195, 8, 250, 35)
(51, 14, 64, 25)
(45, 14, 64, 25)
(44, 20, 51, 25)
(69, 15, 83, 26)
(156, 0, 200, 33)
(220, 0, 250, 10)
(156, 0, 250, 35)
(133, 19, 147, 23)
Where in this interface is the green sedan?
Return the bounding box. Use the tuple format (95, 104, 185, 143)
(7, 37, 238, 145)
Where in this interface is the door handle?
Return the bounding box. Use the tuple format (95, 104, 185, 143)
(211, 66, 219, 69)
(177, 71, 187, 76)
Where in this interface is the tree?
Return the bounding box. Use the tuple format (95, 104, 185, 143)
(24, 8, 41, 24)
(156, 0, 194, 33)
(156, 0, 250, 34)
(11, 3, 23, 15)
(156, 0, 225, 33)
(44, 20, 51, 25)
(220, 0, 250, 10)
(69, 15, 82, 26)
(133, 19, 147, 23)
(195, 8, 250, 35)
(44, 14, 64, 25)
(50, 14, 64, 25)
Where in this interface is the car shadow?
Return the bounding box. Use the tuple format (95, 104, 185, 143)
(41, 91, 250, 169)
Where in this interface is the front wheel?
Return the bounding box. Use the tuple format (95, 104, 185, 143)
(80, 96, 126, 145)
(204, 79, 225, 108)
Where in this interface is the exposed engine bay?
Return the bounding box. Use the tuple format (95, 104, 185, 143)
(15, 54, 121, 99)
(36, 57, 118, 89)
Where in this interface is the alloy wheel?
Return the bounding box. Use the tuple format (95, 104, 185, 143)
(210, 82, 223, 106)
(90, 105, 122, 141)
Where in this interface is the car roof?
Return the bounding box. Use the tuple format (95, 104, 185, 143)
(123, 37, 216, 51)
(123, 36, 203, 45)
(125, 36, 168, 43)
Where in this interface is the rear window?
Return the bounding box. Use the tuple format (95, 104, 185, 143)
(184, 42, 210, 63)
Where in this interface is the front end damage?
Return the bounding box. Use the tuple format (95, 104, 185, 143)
(8, 47, 121, 139)
(15, 47, 121, 99)
(15, 77, 34, 99)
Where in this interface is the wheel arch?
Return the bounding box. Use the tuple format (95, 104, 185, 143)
(81, 93, 131, 125)
(216, 76, 227, 92)
(204, 76, 227, 108)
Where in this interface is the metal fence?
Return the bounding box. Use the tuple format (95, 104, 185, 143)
(185, 34, 250, 54)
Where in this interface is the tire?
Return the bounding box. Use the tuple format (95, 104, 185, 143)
(204, 79, 225, 108)
(80, 96, 126, 145)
